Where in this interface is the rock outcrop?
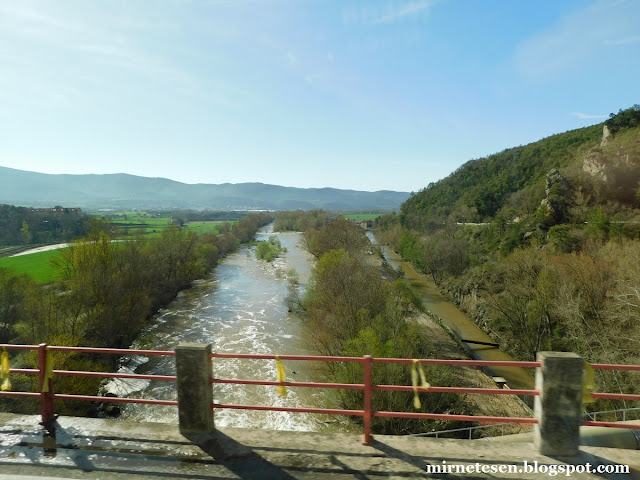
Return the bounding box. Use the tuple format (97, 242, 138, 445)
(601, 124, 612, 147)
(538, 169, 571, 226)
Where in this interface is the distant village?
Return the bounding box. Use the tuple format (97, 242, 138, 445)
(28, 206, 81, 214)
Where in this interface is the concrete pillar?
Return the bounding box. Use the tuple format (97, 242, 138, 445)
(175, 343, 214, 435)
(534, 351, 583, 456)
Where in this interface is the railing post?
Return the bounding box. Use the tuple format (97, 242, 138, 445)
(362, 354, 372, 445)
(175, 343, 214, 436)
(534, 352, 583, 456)
(38, 343, 55, 425)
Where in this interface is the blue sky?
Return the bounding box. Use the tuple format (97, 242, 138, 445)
(0, 0, 638, 192)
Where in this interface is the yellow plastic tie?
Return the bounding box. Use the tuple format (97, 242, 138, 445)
(411, 360, 430, 409)
(276, 355, 287, 396)
(1, 347, 11, 392)
(583, 362, 595, 404)
(42, 347, 54, 393)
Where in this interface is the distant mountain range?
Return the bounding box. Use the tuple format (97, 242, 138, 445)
(0, 166, 410, 211)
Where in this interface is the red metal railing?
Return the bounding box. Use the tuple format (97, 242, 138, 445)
(2, 343, 640, 443)
(1, 343, 177, 424)
(210, 353, 540, 443)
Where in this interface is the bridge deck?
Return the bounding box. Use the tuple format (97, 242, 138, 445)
(0, 413, 638, 479)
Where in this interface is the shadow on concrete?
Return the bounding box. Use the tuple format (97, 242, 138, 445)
(185, 431, 299, 480)
(372, 438, 489, 480)
(188, 431, 446, 478)
(0, 421, 236, 479)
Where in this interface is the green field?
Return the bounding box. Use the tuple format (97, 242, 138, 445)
(0, 211, 238, 283)
(97, 213, 233, 238)
(0, 217, 232, 282)
(344, 213, 382, 221)
(183, 221, 231, 235)
(0, 249, 64, 284)
(106, 214, 174, 238)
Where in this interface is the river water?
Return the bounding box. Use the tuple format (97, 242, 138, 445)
(109, 226, 533, 429)
(106, 226, 329, 431)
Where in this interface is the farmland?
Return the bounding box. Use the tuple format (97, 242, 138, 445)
(343, 213, 383, 222)
(94, 212, 239, 238)
(0, 210, 247, 282)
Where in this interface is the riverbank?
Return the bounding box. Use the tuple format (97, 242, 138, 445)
(412, 311, 532, 437)
(364, 238, 533, 436)
(378, 246, 535, 392)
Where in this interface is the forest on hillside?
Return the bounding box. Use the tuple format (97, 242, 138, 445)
(376, 105, 640, 416)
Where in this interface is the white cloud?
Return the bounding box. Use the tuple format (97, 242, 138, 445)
(570, 112, 608, 120)
(286, 51, 297, 65)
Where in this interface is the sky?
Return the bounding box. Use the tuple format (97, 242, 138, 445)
(0, 0, 639, 193)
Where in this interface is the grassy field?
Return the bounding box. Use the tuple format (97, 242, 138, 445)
(0, 210, 241, 283)
(97, 213, 233, 238)
(0, 215, 234, 282)
(343, 213, 383, 221)
(183, 221, 230, 235)
(0, 249, 64, 284)
(105, 214, 174, 238)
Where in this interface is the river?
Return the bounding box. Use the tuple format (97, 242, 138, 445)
(108, 226, 533, 429)
(106, 226, 330, 431)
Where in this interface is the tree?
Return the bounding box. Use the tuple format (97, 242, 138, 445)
(0, 269, 34, 343)
(482, 249, 557, 360)
(304, 218, 369, 258)
(303, 249, 386, 356)
(20, 220, 31, 244)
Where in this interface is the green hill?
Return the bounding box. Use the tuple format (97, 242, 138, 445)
(400, 124, 603, 228)
(375, 106, 640, 389)
(400, 105, 640, 231)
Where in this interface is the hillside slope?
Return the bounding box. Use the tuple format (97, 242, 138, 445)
(400, 124, 603, 228)
(0, 167, 409, 210)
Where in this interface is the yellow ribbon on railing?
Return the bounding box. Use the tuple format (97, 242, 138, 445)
(42, 347, 54, 393)
(1, 347, 11, 392)
(276, 355, 287, 396)
(411, 360, 430, 409)
(583, 362, 595, 404)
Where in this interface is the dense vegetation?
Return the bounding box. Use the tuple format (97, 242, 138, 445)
(376, 107, 640, 417)
(605, 104, 640, 135)
(285, 215, 470, 434)
(0, 212, 273, 416)
(0, 205, 91, 246)
(273, 209, 331, 232)
(400, 124, 602, 227)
